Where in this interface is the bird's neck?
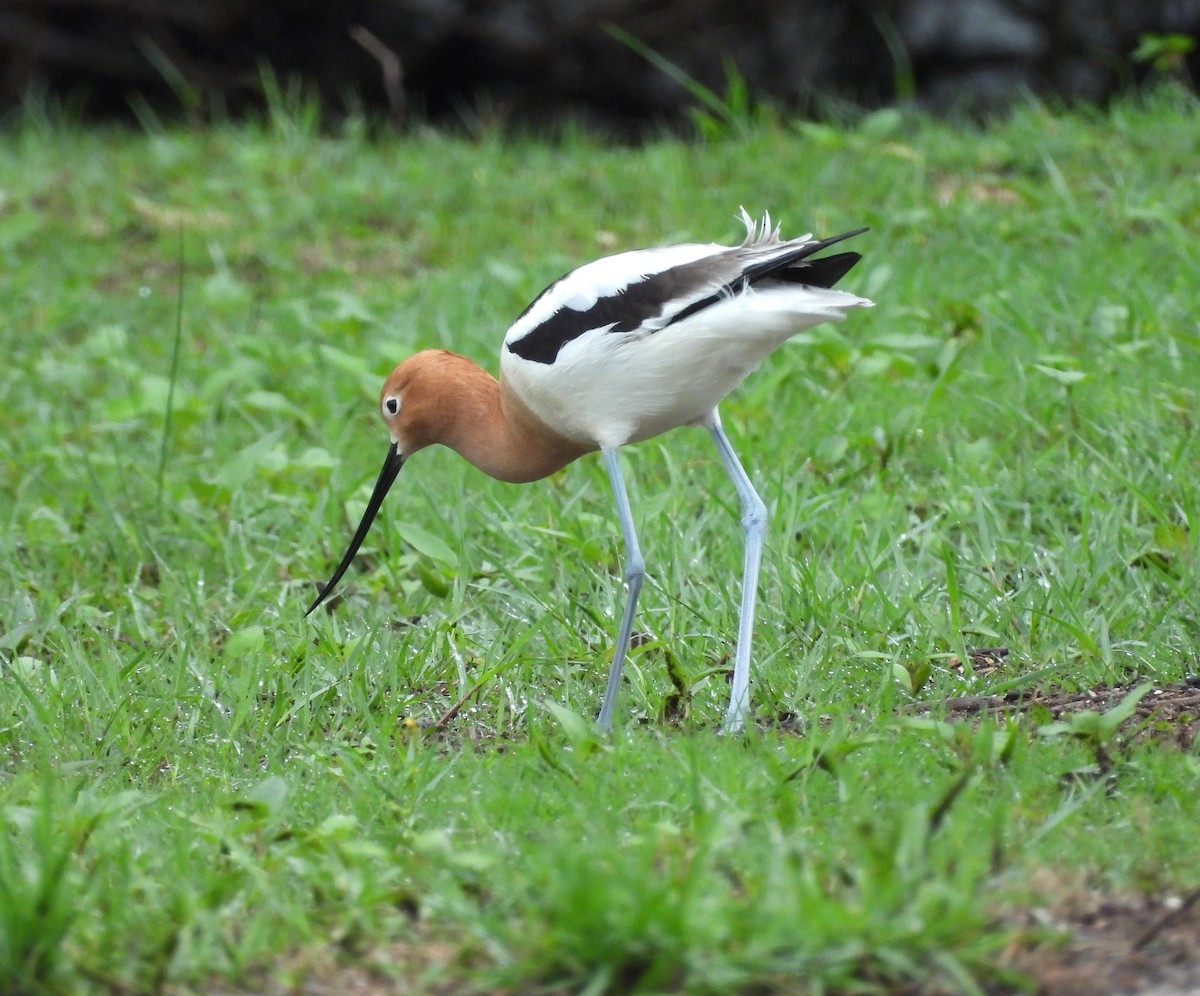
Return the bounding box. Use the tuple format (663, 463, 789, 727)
(434, 354, 592, 484)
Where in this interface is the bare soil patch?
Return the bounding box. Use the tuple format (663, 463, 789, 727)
(912, 672, 1200, 994)
(915, 673, 1200, 750)
(996, 885, 1200, 996)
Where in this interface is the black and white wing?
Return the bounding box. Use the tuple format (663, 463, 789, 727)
(504, 218, 867, 366)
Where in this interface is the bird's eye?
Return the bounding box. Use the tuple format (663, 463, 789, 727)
(383, 396, 400, 417)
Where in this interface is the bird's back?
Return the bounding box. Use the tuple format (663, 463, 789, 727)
(500, 213, 873, 449)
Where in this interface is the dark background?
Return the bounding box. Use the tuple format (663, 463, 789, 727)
(2, 0, 1198, 131)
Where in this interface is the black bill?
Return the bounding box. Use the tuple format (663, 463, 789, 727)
(305, 442, 405, 616)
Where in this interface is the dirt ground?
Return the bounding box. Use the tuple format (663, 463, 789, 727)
(915, 671, 1200, 996)
(996, 884, 1200, 996)
(926, 666, 1200, 751)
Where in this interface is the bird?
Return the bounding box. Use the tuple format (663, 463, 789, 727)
(306, 209, 873, 732)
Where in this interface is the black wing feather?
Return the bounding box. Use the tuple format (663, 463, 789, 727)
(666, 229, 867, 330)
(505, 267, 698, 365)
(508, 227, 868, 366)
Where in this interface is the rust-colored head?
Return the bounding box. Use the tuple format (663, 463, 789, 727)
(306, 350, 452, 616)
(377, 349, 461, 458)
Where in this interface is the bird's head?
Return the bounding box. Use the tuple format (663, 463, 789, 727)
(377, 350, 460, 456)
(305, 350, 453, 616)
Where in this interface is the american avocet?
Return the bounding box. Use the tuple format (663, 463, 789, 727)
(307, 209, 872, 731)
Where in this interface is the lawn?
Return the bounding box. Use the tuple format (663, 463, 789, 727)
(1, 86, 1199, 993)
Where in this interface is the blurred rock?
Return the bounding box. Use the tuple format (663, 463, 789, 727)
(902, 0, 1200, 111)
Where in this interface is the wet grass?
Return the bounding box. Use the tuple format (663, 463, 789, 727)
(1, 87, 1199, 993)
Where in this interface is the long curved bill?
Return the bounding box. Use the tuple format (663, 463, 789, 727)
(305, 442, 405, 616)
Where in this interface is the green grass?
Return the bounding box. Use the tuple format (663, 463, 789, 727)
(2, 87, 1199, 993)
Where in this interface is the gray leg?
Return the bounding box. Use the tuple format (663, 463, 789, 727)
(703, 409, 767, 732)
(596, 447, 645, 730)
